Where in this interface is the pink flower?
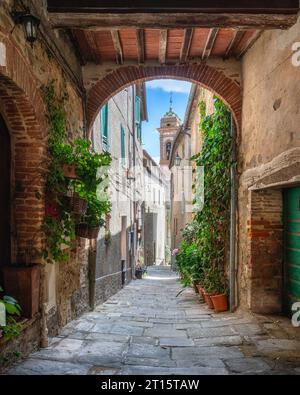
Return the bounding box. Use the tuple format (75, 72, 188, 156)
(172, 248, 179, 256)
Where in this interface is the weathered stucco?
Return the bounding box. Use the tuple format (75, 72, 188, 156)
(238, 16, 300, 311)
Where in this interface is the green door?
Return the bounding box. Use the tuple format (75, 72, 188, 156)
(284, 187, 300, 315)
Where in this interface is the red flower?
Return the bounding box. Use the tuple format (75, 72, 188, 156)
(45, 202, 59, 218)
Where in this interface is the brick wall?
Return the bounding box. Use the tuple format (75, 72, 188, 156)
(86, 64, 242, 135)
(247, 190, 283, 314)
(0, 3, 88, 364)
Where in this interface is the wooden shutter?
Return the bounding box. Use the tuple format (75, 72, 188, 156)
(121, 125, 125, 163)
(101, 104, 109, 150)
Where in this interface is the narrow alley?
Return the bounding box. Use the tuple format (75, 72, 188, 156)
(1, 1, 300, 377)
(7, 266, 300, 375)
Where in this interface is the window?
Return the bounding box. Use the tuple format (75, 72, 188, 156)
(121, 125, 125, 164)
(135, 95, 142, 142)
(100, 104, 109, 151)
(166, 142, 172, 160)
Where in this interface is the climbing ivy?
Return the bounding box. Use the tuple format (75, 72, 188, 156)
(41, 81, 111, 263)
(176, 98, 232, 294)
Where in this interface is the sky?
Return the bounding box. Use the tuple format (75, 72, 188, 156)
(142, 79, 191, 161)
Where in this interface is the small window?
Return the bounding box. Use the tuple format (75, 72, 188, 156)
(166, 142, 172, 160)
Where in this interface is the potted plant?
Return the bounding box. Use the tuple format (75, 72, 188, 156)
(76, 192, 110, 239)
(203, 266, 228, 312)
(70, 192, 88, 215)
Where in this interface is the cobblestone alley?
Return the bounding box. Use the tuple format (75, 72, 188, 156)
(7, 267, 300, 375)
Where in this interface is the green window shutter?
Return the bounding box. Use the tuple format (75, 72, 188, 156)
(121, 125, 125, 163)
(135, 96, 141, 125)
(100, 104, 109, 151)
(135, 96, 142, 141)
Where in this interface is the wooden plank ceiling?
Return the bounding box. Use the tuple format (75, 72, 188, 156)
(71, 28, 261, 65)
(47, 1, 299, 65)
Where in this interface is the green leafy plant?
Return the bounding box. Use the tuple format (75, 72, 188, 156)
(0, 287, 22, 340)
(177, 98, 232, 294)
(176, 241, 204, 287)
(41, 81, 112, 263)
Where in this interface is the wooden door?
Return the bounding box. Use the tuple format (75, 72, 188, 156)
(284, 187, 300, 315)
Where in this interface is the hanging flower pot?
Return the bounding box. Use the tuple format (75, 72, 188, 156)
(70, 193, 88, 215)
(211, 294, 228, 313)
(75, 223, 99, 239)
(62, 164, 80, 179)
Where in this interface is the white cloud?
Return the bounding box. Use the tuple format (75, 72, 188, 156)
(146, 79, 191, 94)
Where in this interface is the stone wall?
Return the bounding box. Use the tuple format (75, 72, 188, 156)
(0, 0, 89, 362)
(95, 268, 132, 306)
(91, 86, 143, 305)
(238, 16, 300, 312)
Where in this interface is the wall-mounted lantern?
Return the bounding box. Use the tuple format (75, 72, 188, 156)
(175, 153, 182, 167)
(11, 10, 40, 46)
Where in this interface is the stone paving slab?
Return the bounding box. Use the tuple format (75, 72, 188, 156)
(194, 335, 243, 347)
(8, 359, 92, 375)
(159, 337, 195, 347)
(6, 265, 300, 375)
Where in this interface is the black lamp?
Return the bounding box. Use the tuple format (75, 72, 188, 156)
(175, 153, 181, 167)
(11, 10, 40, 46)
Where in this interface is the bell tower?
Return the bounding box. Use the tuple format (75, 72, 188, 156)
(158, 93, 181, 167)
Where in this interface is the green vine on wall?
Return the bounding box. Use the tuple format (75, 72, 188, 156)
(41, 81, 111, 263)
(176, 98, 232, 294)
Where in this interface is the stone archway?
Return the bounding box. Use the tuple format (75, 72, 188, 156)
(0, 32, 47, 263)
(86, 64, 242, 134)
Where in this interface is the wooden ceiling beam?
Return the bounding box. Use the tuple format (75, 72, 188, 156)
(48, 13, 298, 31)
(224, 30, 245, 59)
(158, 29, 168, 65)
(66, 29, 86, 65)
(136, 29, 145, 64)
(83, 31, 101, 64)
(111, 30, 124, 64)
(202, 28, 219, 60)
(237, 30, 263, 59)
(47, 1, 299, 14)
(180, 28, 194, 63)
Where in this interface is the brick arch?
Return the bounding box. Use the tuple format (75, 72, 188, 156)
(0, 33, 47, 263)
(87, 64, 242, 134)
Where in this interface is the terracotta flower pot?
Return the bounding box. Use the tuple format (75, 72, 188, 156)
(211, 294, 228, 313)
(75, 224, 99, 239)
(197, 285, 206, 300)
(203, 291, 214, 309)
(2, 265, 41, 318)
(62, 164, 80, 179)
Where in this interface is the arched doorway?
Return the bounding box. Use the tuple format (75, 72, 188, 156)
(0, 115, 11, 269)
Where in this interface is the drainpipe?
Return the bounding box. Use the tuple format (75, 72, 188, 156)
(229, 115, 237, 312)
